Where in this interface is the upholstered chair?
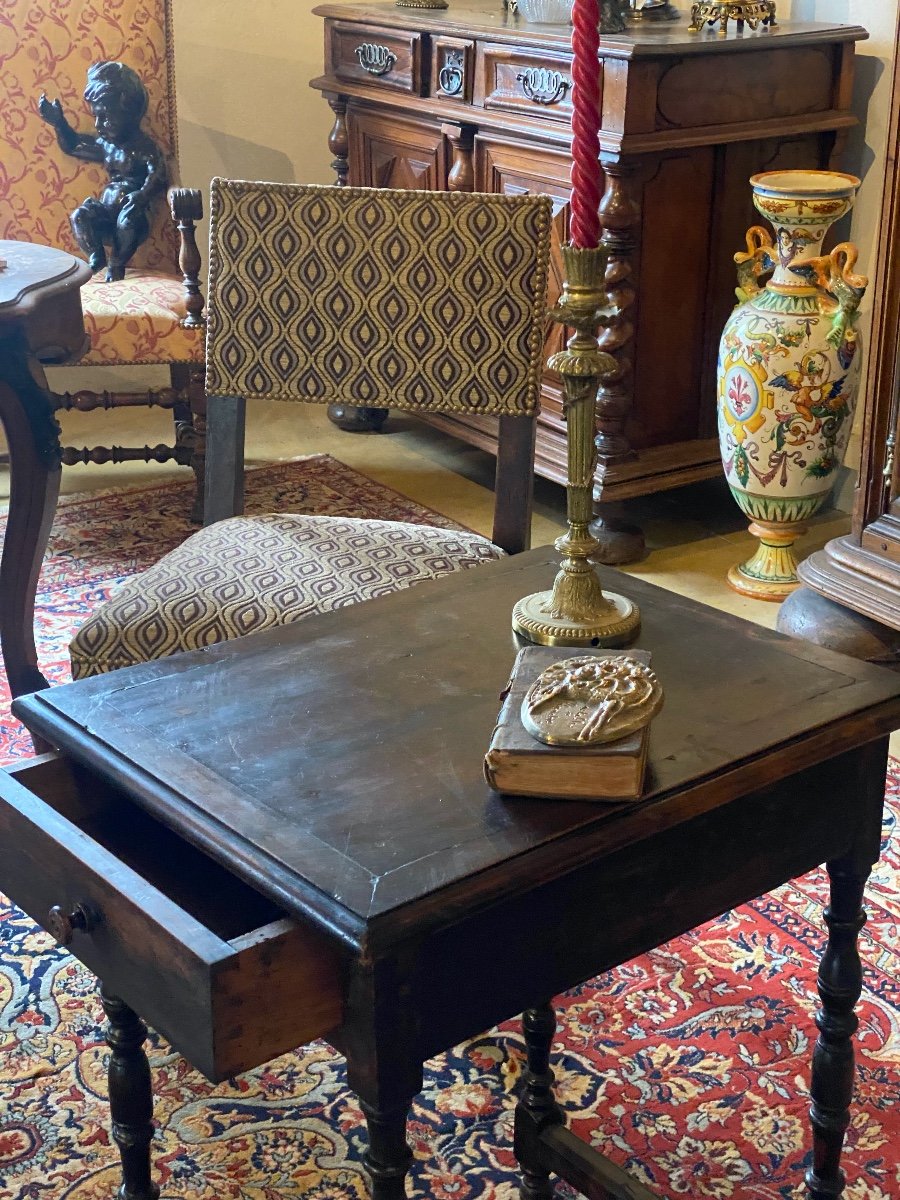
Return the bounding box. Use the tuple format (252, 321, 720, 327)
(2, 0, 206, 514)
(68, 180, 551, 678)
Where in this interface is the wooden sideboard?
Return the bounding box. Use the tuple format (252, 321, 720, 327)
(311, 4, 866, 558)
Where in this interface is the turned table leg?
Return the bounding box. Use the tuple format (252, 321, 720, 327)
(361, 1098, 415, 1200)
(101, 987, 159, 1200)
(515, 1003, 564, 1200)
(806, 858, 870, 1200)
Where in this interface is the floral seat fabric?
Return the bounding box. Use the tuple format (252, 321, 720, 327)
(80, 270, 204, 365)
(69, 513, 504, 679)
(3, 0, 180, 274)
(3, 0, 198, 365)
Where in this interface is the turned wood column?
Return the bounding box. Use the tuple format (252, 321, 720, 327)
(514, 1003, 564, 1200)
(590, 154, 645, 564)
(595, 155, 639, 465)
(442, 122, 475, 193)
(323, 93, 389, 433)
(100, 987, 159, 1200)
(169, 188, 206, 329)
(327, 94, 350, 186)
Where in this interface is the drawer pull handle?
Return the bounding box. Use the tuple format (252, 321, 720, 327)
(439, 51, 465, 97)
(355, 42, 397, 76)
(516, 67, 570, 106)
(48, 902, 96, 946)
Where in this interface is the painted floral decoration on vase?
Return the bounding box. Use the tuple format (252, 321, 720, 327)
(716, 169, 868, 601)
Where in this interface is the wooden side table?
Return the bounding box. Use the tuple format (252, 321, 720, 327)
(0, 241, 91, 702)
(3, 553, 899, 1200)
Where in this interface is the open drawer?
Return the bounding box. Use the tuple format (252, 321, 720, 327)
(0, 754, 344, 1082)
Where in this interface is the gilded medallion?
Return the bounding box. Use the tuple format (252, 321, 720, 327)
(521, 655, 664, 747)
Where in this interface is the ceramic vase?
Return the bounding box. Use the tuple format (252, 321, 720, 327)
(716, 169, 868, 600)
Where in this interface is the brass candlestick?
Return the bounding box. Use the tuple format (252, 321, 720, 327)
(513, 244, 640, 647)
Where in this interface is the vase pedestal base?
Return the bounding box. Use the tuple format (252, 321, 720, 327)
(726, 519, 806, 602)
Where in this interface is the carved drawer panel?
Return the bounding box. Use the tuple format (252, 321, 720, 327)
(476, 44, 576, 122)
(329, 20, 424, 94)
(431, 36, 474, 104)
(0, 754, 343, 1083)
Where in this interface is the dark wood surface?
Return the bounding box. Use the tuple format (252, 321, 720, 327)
(16, 551, 900, 941)
(311, 4, 866, 560)
(783, 25, 900, 653)
(8, 550, 900, 1198)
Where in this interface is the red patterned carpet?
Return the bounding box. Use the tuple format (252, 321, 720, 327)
(1, 459, 898, 1199)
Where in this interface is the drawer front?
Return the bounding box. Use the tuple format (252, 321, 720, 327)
(476, 44, 576, 123)
(0, 755, 342, 1082)
(431, 36, 474, 104)
(329, 20, 424, 95)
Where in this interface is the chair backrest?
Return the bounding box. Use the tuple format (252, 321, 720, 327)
(205, 179, 552, 552)
(1, 0, 180, 271)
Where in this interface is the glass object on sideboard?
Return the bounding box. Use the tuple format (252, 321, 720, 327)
(515, 0, 574, 22)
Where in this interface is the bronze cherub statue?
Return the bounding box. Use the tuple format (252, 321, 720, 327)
(38, 61, 166, 282)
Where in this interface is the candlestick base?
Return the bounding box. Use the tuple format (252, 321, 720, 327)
(513, 587, 639, 647)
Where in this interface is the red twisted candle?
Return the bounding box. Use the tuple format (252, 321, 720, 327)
(569, 0, 602, 249)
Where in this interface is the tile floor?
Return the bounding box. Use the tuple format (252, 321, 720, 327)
(29, 376, 850, 639)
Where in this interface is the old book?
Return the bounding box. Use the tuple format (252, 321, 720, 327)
(483, 646, 654, 801)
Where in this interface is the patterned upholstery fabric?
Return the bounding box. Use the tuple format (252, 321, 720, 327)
(70, 186, 549, 678)
(80, 270, 204, 364)
(70, 514, 504, 678)
(206, 181, 551, 415)
(2, 0, 180, 273)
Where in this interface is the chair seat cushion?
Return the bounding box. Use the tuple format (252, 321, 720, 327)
(80, 270, 204, 366)
(70, 513, 504, 679)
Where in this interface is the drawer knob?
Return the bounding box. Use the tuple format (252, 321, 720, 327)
(355, 42, 397, 76)
(48, 902, 95, 946)
(516, 67, 570, 106)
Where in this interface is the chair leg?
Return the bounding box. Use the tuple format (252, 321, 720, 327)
(204, 395, 246, 526)
(170, 363, 207, 524)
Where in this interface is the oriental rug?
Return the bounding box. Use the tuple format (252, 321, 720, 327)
(0, 460, 898, 1199)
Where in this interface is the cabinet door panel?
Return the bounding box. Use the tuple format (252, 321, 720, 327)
(349, 107, 447, 190)
(475, 136, 571, 415)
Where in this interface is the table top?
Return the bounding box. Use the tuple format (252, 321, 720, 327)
(0, 240, 91, 322)
(313, 2, 867, 57)
(15, 550, 900, 949)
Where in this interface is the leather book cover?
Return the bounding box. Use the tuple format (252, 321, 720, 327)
(484, 646, 653, 801)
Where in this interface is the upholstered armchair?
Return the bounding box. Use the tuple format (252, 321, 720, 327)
(68, 181, 551, 678)
(1, 0, 206, 515)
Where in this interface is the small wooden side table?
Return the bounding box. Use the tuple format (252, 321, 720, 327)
(3, 554, 900, 1200)
(0, 241, 91, 701)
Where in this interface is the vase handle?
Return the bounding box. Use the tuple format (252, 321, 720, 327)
(789, 242, 869, 351)
(734, 226, 775, 302)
